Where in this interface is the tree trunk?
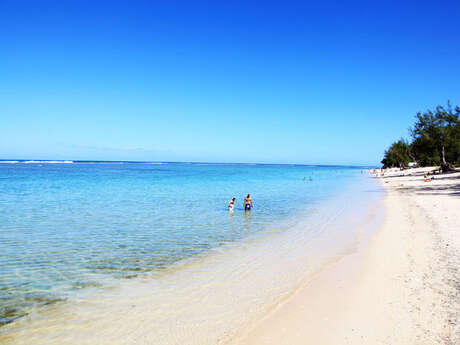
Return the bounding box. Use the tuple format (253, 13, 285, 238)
(440, 145, 449, 172)
(442, 145, 447, 165)
(440, 145, 455, 172)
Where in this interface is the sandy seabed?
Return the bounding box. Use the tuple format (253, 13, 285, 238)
(0, 173, 381, 345)
(231, 167, 460, 345)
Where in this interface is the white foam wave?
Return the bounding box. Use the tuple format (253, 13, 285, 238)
(23, 160, 74, 164)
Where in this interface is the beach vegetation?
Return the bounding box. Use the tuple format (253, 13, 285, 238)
(382, 102, 460, 171)
(381, 139, 411, 169)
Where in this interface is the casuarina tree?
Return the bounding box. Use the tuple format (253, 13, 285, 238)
(381, 139, 411, 169)
(410, 102, 460, 172)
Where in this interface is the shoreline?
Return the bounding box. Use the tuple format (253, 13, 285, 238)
(3, 168, 458, 344)
(0, 173, 383, 345)
(231, 167, 460, 345)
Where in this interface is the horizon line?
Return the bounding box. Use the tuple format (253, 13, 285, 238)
(0, 159, 377, 168)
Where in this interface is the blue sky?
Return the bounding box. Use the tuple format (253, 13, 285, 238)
(1, 1, 459, 165)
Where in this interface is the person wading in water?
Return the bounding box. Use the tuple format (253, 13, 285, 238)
(244, 194, 253, 211)
(228, 197, 236, 211)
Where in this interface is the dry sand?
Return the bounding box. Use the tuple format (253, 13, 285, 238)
(232, 167, 460, 345)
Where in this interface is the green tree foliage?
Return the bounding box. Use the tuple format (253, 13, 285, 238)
(382, 102, 460, 171)
(410, 102, 460, 171)
(381, 139, 411, 169)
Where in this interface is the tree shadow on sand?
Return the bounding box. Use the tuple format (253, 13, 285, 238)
(395, 179, 460, 197)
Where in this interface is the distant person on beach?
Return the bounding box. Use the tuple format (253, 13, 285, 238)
(244, 194, 253, 211)
(424, 173, 434, 182)
(228, 197, 236, 211)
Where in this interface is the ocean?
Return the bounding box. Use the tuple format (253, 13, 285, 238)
(0, 161, 383, 344)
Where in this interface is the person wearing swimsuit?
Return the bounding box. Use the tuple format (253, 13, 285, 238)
(244, 194, 253, 211)
(228, 197, 236, 211)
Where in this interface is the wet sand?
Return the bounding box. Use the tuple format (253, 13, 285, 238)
(232, 167, 460, 345)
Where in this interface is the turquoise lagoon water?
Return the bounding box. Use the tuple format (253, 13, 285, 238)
(0, 162, 380, 332)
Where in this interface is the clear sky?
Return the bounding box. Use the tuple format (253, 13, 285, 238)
(1, 1, 459, 165)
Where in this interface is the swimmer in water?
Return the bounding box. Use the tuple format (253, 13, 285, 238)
(228, 197, 236, 211)
(244, 194, 253, 211)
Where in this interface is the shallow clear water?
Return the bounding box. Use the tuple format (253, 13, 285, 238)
(0, 162, 377, 333)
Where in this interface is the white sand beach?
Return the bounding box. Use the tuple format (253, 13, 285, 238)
(232, 167, 460, 345)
